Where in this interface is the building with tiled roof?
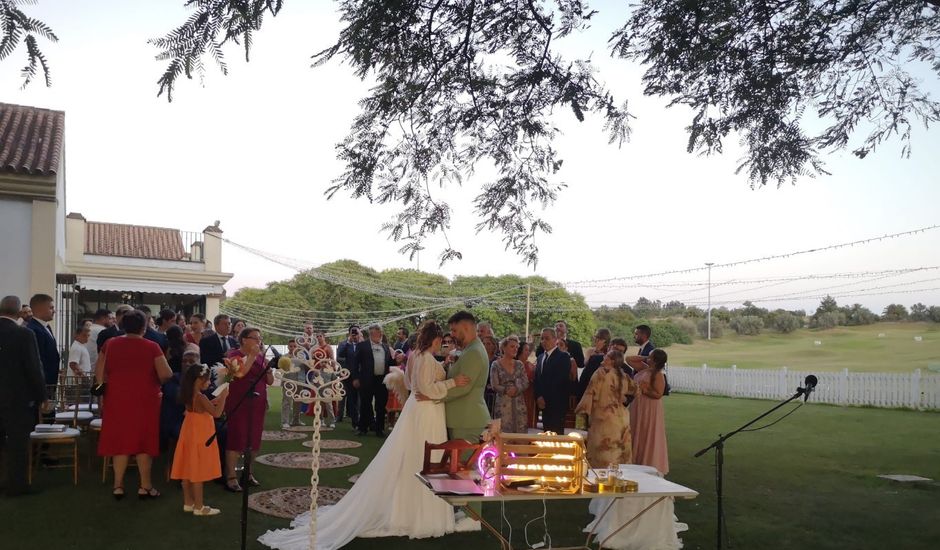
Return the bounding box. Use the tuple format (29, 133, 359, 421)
(1, 101, 232, 356)
(64, 214, 232, 322)
(0, 101, 67, 303)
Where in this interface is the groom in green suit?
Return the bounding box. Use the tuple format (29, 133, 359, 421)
(441, 311, 491, 447)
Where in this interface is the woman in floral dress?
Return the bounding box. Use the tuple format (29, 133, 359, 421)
(489, 336, 529, 433)
(575, 349, 637, 468)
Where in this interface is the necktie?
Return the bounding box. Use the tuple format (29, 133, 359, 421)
(221, 336, 228, 353)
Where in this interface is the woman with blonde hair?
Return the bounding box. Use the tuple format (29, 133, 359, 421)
(489, 335, 529, 433)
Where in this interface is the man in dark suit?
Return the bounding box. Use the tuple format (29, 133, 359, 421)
(534, 327, 573, 434)
(335, 325, 362, 425)
(26, 294, 60, 386)
(1, 296, 48, 496)
(626, 324, 656, 369)
(350, 324, 394, 437)
(138, 306, 168, 353)
(536, 319, 585, 370)
(199, 314, 237, 366)
(97, 304, 134, 352)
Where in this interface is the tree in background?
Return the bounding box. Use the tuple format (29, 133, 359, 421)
(5, 1, 939, 264)
(909, 303, 930, 321)
(730, 315, 765, 336)
(844, 303, 879, 326)
(882, 304, 910, 322)
(772, 312, 802, 334)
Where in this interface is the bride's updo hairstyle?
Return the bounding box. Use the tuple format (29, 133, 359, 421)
(415, 320, 444, 352)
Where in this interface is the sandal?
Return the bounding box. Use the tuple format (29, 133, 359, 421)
(112, 486, 125, 501)
(138, 487, 161, 500)
(224, 477, 242, 493)
(247, 474, 261, 488)
(193, 505, 221, 516)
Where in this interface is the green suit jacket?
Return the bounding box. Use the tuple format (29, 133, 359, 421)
(443, 338, 491, 430)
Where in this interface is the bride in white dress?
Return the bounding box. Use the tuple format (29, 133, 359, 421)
(259, 321, 470, 550)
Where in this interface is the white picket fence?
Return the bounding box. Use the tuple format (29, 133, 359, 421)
(667, 365, 940, 410)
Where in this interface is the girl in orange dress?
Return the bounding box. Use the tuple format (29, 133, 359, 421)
(171, 363, 229, 516)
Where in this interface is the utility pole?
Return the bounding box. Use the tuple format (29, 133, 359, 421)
(524, 284, 532, 341)
(706, 262, 714, 340)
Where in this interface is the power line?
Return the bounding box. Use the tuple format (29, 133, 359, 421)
(561, 223, 940, 287)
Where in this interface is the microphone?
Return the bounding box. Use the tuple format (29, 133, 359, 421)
(802, 374, 818, 402)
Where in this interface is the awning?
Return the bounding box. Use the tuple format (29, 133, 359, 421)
(77, 276, 223, 296)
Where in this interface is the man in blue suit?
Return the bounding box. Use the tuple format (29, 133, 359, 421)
(26, 294, 60, 386)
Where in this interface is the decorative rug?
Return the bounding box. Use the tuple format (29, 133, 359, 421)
(255, 452, 359, 470)
(262, 430, 307, 442)
(302, 439, 362, 450)
(348, 474, 361, 484)
(284, 425, 333, 433)
(248, 486, 349, 519)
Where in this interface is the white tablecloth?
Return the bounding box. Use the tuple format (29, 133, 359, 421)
(583, 465, 689, 550)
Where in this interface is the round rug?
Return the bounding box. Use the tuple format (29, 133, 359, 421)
(302, 439, 362, 450)
(348, 474, 361, 484)
(255, 452, 359, 470)
(284, 425, 333, 433)
(248, 486, 349, 519)
(262, 430, 307, 442)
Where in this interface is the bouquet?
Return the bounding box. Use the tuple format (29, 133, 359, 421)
(211, 356, 250, 396)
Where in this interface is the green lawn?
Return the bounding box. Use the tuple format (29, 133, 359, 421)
(667, 322, 940, 372)
(3, 392, 938, 549)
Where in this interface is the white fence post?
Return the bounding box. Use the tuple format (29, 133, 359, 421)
(912, 369, 922, 410)
(780, 366, 788, 399)
(701, 364, 708, 394)
(731, 365, 737, 398)
(841, 368, 849, 406)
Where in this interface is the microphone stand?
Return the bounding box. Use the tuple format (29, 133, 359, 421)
(694, 385, 812, 550)
(206, 345, 274, 550)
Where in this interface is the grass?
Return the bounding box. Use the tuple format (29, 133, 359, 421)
(666, 322, 940, 372)
(2, 392, 938, 549)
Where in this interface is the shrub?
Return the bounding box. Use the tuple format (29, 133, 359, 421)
(697, 318, 724, 338)
(730, 315, 764, 336)
(773, 312, 802, 333)
(670, 317, 698, 340)
(811, 311, 844, 330)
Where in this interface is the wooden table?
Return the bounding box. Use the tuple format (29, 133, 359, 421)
(421, 468, 698, 550)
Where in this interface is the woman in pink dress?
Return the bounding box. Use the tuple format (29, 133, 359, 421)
(629, 349, 669, 476)
(96, 309, 172, 499)
(223, 327, 273, 492)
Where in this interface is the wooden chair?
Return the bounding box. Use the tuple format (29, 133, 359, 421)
(53, 376, 95, 429)
(29, 385, 81, 485)
(421, 439, 483, 476)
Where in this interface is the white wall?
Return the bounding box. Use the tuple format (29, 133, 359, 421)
(0, 197, 33, 300)
(54, 152, 67, 267)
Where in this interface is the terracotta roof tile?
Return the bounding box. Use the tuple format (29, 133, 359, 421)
(0, 102, 65, 176)
(85, 222, 187, 261)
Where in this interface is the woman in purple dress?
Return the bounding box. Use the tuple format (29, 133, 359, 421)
(223, 327, 273, 492)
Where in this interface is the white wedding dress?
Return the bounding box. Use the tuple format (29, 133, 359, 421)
(259, 351, 457, 550)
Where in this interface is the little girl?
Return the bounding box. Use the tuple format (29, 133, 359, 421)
(171, 363, 229, 516)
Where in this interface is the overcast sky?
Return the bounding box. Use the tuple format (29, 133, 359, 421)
(2, 0, 939, 314)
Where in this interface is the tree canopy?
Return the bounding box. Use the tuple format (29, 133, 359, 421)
(4, 1, 939, 265)
(223, 260, 596, 344)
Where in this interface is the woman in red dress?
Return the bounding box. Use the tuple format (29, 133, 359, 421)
(305, 331, 337, 424)
(96, 309, 172, 500)
(223, 327, 273, 492)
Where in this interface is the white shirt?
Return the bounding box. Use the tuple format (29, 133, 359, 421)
(86, 323, 106, 365)
(69, 340, 92, 374)
(371, 342, 386, 376)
